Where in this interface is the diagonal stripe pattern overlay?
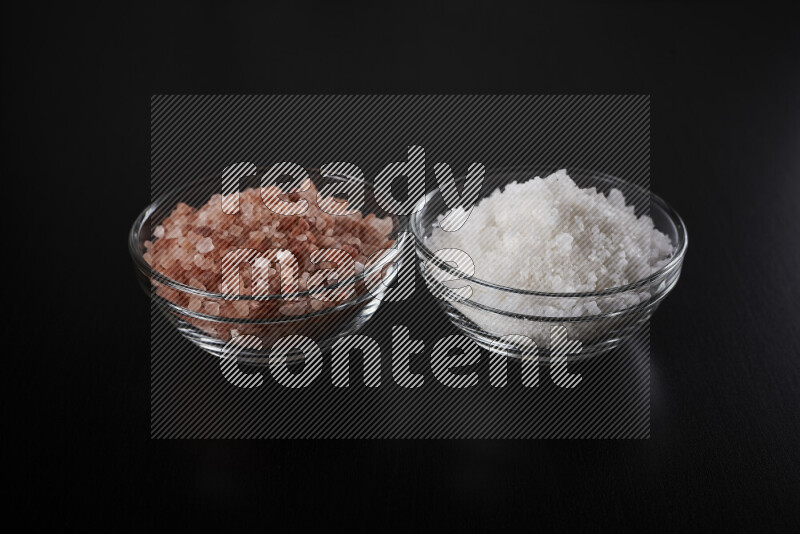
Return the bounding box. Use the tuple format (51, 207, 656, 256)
(150, 95, 652, 438)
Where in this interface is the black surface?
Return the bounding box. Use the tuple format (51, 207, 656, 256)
(10, 2, 799, 530)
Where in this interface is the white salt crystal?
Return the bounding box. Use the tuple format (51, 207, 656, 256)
(429, 169, 673, 295)
(427, 169, 675, 334)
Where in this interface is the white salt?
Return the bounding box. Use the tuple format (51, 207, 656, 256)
(426, 169, 674, 340)
(429, 169, 673, 294)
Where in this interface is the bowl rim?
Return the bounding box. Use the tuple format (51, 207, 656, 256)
(410, 165, 688, 298)
(129, 168, 409, 304)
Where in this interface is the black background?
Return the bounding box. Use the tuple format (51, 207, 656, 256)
(10, 1, 799, 530)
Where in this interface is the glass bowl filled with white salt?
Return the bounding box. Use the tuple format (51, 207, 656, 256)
(411, 167, 687, 360)
(130, 168, 407, 365)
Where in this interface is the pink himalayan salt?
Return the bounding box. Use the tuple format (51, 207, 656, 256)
(144, 178, 395, 321)
(188, 277, 206, 291)
(203, 301, 221, 315)
(232, 301, 250, 317)
(187, 296, 203, 312)
(165, 227, 182, 239)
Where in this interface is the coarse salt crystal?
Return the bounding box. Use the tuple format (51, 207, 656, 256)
(187, 296, 203, 312)
(232, 301, 250, 317)
(165, 227, 183, 239)
(196, 237, 214, 253)
(427, 169, 674, 322)
(203, 301, 220, 315)
(188, 277, 206, 291)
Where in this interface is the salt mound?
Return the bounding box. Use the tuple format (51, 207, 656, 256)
(428, 169, 674, 294)
(143, 178, 395, 323)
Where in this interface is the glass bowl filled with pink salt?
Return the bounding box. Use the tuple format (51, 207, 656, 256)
(411, 167, 688, 361)
(130, 168, 407, 364)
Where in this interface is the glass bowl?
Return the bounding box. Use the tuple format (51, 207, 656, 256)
(410, 166, 688, 361)
(130, 168, 408, 365)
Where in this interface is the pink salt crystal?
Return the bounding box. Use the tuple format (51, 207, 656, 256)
(157, 285, 180, 302)
(186, 231, 201, 244)
(188, 277, 207, 291)
(299, 271, 310, 291)
(203, 301, 220, 315)
(193, 254, 213, 270)
(232, 301, 250, 317)
(296, 234, 307, 241)
(153, 225, 165, 239)
(196, 237, 214, 253)
(318, 236, 337, 248)
(222, 193, 238, 214)
(175, 202, 192, 215)
(241, 202, 254, 223)
(160, 253, 176, 269)
(187, 296, 203, 312)
(143, 252, 154, 265)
